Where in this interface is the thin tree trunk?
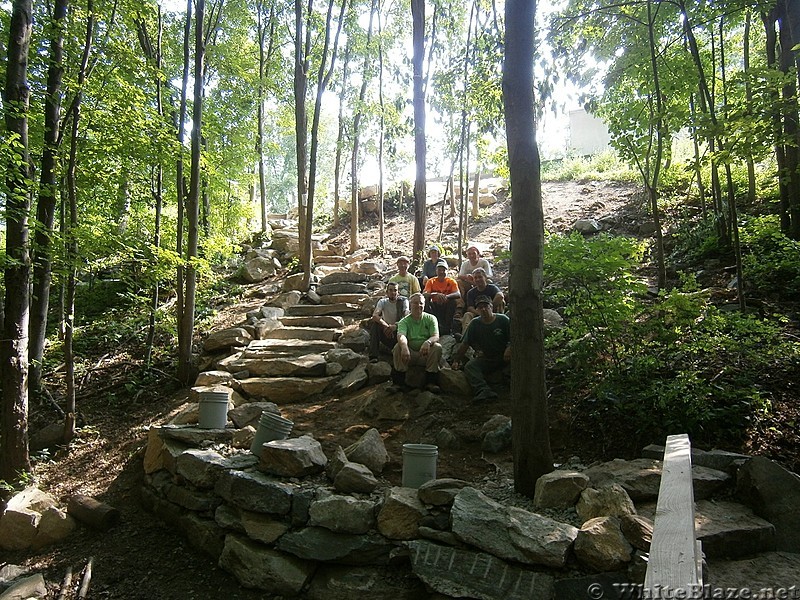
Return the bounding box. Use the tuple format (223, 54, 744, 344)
(256, 0, 275, 233)
(377, 0, 385, 249)
(503, 0, 553, 495)
(178, 0, 205, 384)
(743, 10, 757, 205)
(333, 40, 351, 229)
(1, 0, 34, 480)
(411, 0, 427, 258)
(294, 0, 311, 272)
(30, 0, 69, 394)
(350, 0, 377, 254)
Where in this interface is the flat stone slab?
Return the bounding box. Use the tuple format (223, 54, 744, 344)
(706, 551, 800, 590)
(261, 327, 340, 342)
(242, 339, 337, 357)
(226, 354, 328, 377)
(316, 282, 368, 296)
(584, 458, 730, 501)
(695, 499, 775, 559)
(314, 255, 347, 264)
(320, 294, 369, 305)
(279, 315, 345, 328)
(319, 272, 368, 285)
(285, 303, 361, 316)
(239, 376, 337, 403)
(408, 540, 553, 600)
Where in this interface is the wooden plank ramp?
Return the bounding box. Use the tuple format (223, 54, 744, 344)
(644, 433, 703, 595)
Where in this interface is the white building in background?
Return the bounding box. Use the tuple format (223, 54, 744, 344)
(568, 108, 611, 156)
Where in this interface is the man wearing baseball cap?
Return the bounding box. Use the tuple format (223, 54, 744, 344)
(450, 294, 510, 402)
(389, 255, 420, 298)
(419, 245, 441, 288)
(422, 259, 460, 335)
(455, 243, 494, 326)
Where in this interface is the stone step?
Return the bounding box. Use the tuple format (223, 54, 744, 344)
(319, 272, 368, 285)
(225, 354, 328, 377)
(262, 327, 341, 342)
(320, 294, 369, 305)
(279, 315, 345, 329)
(238, 376, 337, 403)
(695, 499, 775, 559)
(243, 339, 337, 357)
(316, 282, 367, 296)
(285, 303, 361, 316)
(314, 255, 347, 264)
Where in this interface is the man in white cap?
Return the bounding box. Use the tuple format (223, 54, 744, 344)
(455, 243, 493, 326)
(450, 294, 510, 402)
(389, 255, 420, 298)
(419, 244, 441, 288)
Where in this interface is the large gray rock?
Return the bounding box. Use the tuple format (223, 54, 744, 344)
(333, 462, 379, 494)
(240, 511, 289, 544)
(344, 428, 389, 475)
(227, 354, 328, 377)
(335, 364, 369, 394)
(450, 487, 577, 568)
(285, 303, 361, 317)
(325, 348, 363, 371)
(695, 499, 775, 558)
(194, 370, 234, 387)
(619, 513, 653, 552)
(214, 469, 294, 515)
(575, 484, 637, 522)
(319, 272, 368, 285)
(574, 516, 633, 571)
(266, 289, 302, 308)
(239, 376, 336, 403)
(736, 455, 800, 552)
(204, 327, 252, 352)
(175, 448, 229, 489)
(279, 315, 345, 328)
(0, 487, 75, 551)
(277, 527, 394, 565)
(316, 282, 368, 296)
(155, 424, 234, 446)
(238, 256, 278, 282)
(436, 368, 472, 396)
(0, 574, 48, 600)
(258, 435, 328, 477)
(534, 470, 590, 509)
(219, 534, 315, 594)
(305, 565, 425, 600)
(262, 326, 339, 342)
(228, 402, 280, 429)
(584, 458, 730, 501)
(309, 495, 377, 534)
(377, 487, 427, 540)
(243, 338, 337, 357)
(418, 478, 470, 506)
(407, 540, 554, 600)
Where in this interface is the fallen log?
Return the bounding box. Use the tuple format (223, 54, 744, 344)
(67, 495, 121, 530)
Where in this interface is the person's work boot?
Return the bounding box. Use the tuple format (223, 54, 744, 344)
(425, 371, 441, 393)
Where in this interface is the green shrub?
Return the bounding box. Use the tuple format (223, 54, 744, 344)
(739, 215, 800, 298)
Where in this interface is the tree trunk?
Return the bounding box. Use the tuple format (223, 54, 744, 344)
(377, 0, 385, 250)
(30, 0, 69, 395)
(503, 0, 553, 495)
(178, 0, 205, 384)
(1, 0, 34, 480)
(412, 0, 427, 258)
(256, 0, 275, 233)
(62, 0, 95, 445)
(778, 1, 800, 239)
(294, 0, 310, 271)
(333, 40, 351, 229)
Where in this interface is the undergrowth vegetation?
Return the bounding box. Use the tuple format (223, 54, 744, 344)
(544, 230, 800, 454)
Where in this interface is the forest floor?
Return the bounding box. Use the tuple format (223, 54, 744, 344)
(4, 180, 799, 599)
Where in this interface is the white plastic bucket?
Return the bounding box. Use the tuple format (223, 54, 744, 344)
(402, 443, 438, 488)
(198, 390, 230, 429)
(250, 411, 294, 456)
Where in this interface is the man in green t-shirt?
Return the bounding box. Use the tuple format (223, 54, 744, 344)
(392, 293, 442, 391)
(450, 295, 511, 402)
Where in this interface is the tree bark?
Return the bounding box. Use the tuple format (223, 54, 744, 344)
(178, 0, 205, 384)
(503, 0, 553, 495)
(1, 0, 34, 480)
(30, 0, 69, 394)
(412, 0, 427, 258)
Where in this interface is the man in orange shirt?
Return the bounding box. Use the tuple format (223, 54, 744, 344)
(423, 260, 460, 335)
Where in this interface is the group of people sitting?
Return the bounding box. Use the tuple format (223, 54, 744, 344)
(369, 244, 509, 403)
